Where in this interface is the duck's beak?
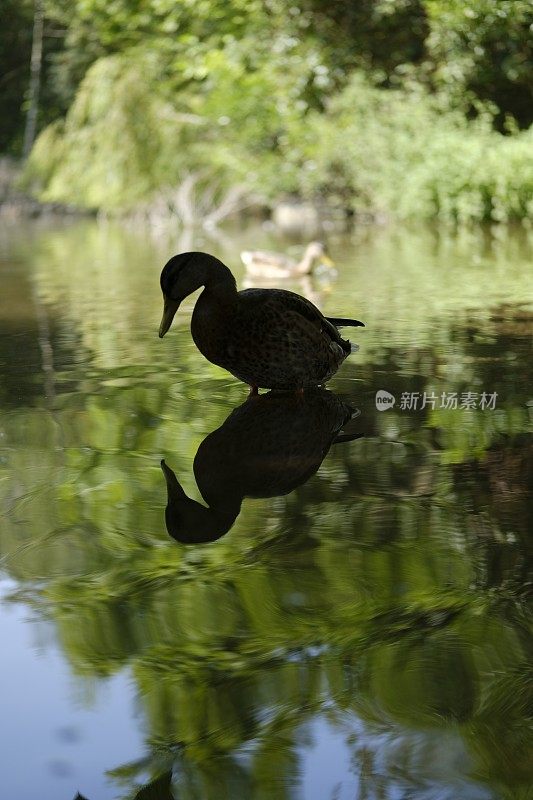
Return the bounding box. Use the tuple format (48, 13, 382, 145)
(159, 297, 181, 338)
(321, 254, 335, 268)
(161, 459, 187, 499)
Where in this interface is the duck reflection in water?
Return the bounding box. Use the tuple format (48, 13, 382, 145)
(161, 388, 363, 544)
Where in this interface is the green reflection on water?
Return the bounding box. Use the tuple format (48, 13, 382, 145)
(0, 220, 532, 800)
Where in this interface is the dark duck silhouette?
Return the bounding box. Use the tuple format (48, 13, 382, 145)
(158, 252, 364, 391)
(161, 388, 363, 544)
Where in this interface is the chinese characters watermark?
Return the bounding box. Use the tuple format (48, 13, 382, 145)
(376, 390, 498, 412)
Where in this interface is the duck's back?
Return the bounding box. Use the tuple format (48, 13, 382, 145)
(196, 389, 355, 500)
(241, 250, 295, 279)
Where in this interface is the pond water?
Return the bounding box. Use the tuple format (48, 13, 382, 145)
(0, 219, 532, 800)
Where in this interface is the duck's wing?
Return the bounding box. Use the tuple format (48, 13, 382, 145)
(240, 288, 349, 348)
(241, 250, 295, 270)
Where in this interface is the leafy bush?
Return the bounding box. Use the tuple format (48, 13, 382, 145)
(285, 75, 533, 222)
(24, 60, 533, 222)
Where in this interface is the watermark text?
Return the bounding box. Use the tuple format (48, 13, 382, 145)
(376, 390, 498, 412)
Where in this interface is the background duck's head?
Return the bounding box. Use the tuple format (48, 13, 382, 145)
(159, 251, 231, 337)
(306, 241, 334, 268)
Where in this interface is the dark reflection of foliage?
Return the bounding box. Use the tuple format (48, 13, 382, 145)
(162, 389, 361, 544)
(1, 272, 532, 799)
(0, 318, 85, 408)
(453, 438, 533, 600)
(127, 771, 174, 800)
(75, 769, 174, 800)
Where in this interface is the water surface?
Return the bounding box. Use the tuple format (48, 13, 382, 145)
(0, 219, 532, 800)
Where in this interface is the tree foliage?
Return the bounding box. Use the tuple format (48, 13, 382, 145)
(3, 0, 533, 217)
(426, 0, 533, 129)
(25, 54, 185, 209)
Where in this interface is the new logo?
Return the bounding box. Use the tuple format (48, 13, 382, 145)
(375, 390, 396, 411)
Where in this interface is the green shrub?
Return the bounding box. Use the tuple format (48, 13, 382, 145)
(287, 74, 533, 222)
(24, 63, 533, 222)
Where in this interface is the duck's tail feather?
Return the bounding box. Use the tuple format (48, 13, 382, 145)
(333, 431, 364, 444)
(327, 316, 365, 328)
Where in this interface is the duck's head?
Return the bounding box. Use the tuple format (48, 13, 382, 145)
(161, 459, 239, 544)
(306, 241, 334, 269)
(159, 251, 230, 337)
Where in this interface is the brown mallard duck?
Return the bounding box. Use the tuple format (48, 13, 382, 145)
(158, 252, 364, 392)
(161, 389, 363, 544)
(240, 241, 334, 280)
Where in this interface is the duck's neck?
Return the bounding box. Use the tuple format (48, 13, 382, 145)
(199, 259, 238, 306)
(192, 261, 238, 349)
(296, 245, 317, 275)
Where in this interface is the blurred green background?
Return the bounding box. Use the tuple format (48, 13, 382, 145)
(2, 0, 532, 223)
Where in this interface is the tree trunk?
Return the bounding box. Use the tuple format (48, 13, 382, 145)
(23, 0, 44, 158)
